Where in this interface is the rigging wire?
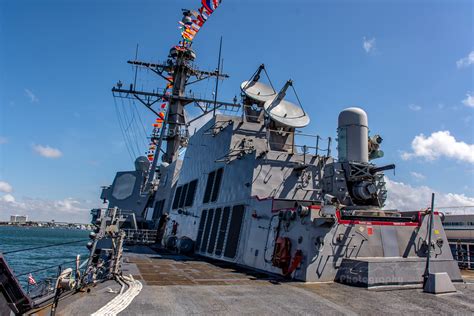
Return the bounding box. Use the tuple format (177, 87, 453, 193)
(113, 97, 135, 163)
(262, 67, 276, 93)
(120, 97, 139, 158)
(290, 84, 306, 115)
(130, 100, 148, 153)
(130, 98, 149, 150)
(120, 97, 141, 157)
(124, 98, 143, 155)
(15, 256, 90, 277)
(3, 239, 90, 255)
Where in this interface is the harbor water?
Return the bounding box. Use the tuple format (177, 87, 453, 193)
(0, 226, 90, 288)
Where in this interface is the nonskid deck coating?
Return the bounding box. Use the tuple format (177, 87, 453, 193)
(58, 247, 474, 315)
(124, 251, 282, 286)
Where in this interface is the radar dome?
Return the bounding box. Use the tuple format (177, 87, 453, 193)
(135, 156, 150, 173)
(337, 107, 369, 163)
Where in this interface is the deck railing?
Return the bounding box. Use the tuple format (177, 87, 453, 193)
(123, 229, 157, 245)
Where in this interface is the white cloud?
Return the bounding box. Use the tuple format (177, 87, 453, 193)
(0, 136, 7, 144)
(32, 144, 63, 158)
(384, 178, 474, 211)
(401, 130, 474, 164)
(0, 194, 96, 223)
(456, 51, 474, 68)
(363, 37, 376, 53)
(0, 194, 15, 203)
(24, 88, 39, 103)
(410, 171, 425, 180)
(462, 93, 474, 108)
(0, 181, 13, 193)
(408, 104, 422, 111)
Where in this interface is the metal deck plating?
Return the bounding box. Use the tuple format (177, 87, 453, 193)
(55, 247, 474, 315)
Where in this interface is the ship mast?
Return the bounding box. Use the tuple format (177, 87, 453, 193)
(112, 44, 239, 193)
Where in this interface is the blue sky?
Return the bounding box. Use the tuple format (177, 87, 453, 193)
(0, 0, 473, 222)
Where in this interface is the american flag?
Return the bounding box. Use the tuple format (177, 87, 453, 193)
(28, 273, 36, 286)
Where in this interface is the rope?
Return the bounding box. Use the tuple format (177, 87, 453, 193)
(3, 239, 89, 255)
(91, 275, 142, 316)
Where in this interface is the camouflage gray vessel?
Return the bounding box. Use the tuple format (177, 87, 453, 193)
(100, 14, 461, 287)
(0, 4, 469, 315)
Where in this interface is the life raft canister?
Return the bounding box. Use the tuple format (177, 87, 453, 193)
(272, 237, 292, 274)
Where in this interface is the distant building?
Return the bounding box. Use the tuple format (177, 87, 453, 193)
(10, 215, 28, 223)
(442, 212, 474, 270)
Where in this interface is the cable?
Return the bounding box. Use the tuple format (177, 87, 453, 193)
(127, 99, 145, 156)
(124, 98, 142, 155)
(3, 239, 89, 255)
(130, 100, 148, 152)
(113, 97, 135, 163)
(291, 84, 306, 115)
(262, 67, 276, 93)
(16, 256, 90, 277)
(131, 99, 150, 149)
(120, 97, 139, 158)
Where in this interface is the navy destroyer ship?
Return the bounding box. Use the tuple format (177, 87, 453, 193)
(1, 1, 472, 315)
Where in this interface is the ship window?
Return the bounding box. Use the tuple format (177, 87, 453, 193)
(196, 209, 208, 251)
(178, 183, 189, 208)
(215, 206, 230, 256)
(172, 186, 182, 209)
(203, 171, 216, 203)
(211, 168, 223, 202)
(208, 208, 222, 254)
(172, 180, 199, 209)
(185, 179, 198, 207)
(152, 199, 165, 220)
(201, 208, 214, 252)
(224, 205, 245, 259)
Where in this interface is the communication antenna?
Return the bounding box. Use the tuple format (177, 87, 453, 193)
(264, 80, 310, 128)
(241, 64, 276, 103)
(213, 36, 223, 117)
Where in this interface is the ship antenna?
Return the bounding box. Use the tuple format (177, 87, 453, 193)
(133, 43, 139, 88)
(213, 36, 223, 118)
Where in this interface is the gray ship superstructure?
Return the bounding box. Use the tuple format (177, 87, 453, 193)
(1, 4, 471, 316)
(98, 9, 462, 286)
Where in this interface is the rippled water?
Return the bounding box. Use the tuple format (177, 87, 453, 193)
(0, 226, 90, 287)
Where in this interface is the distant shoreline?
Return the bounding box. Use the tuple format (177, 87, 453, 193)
(0, 222, 93, 230)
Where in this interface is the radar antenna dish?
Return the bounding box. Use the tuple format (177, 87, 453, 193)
(263, 80, 310, 128)
(240, 64, 276, 103)
(241, 81, 276, 103)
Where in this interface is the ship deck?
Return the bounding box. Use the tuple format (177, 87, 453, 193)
(55, 246, 474, 315)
